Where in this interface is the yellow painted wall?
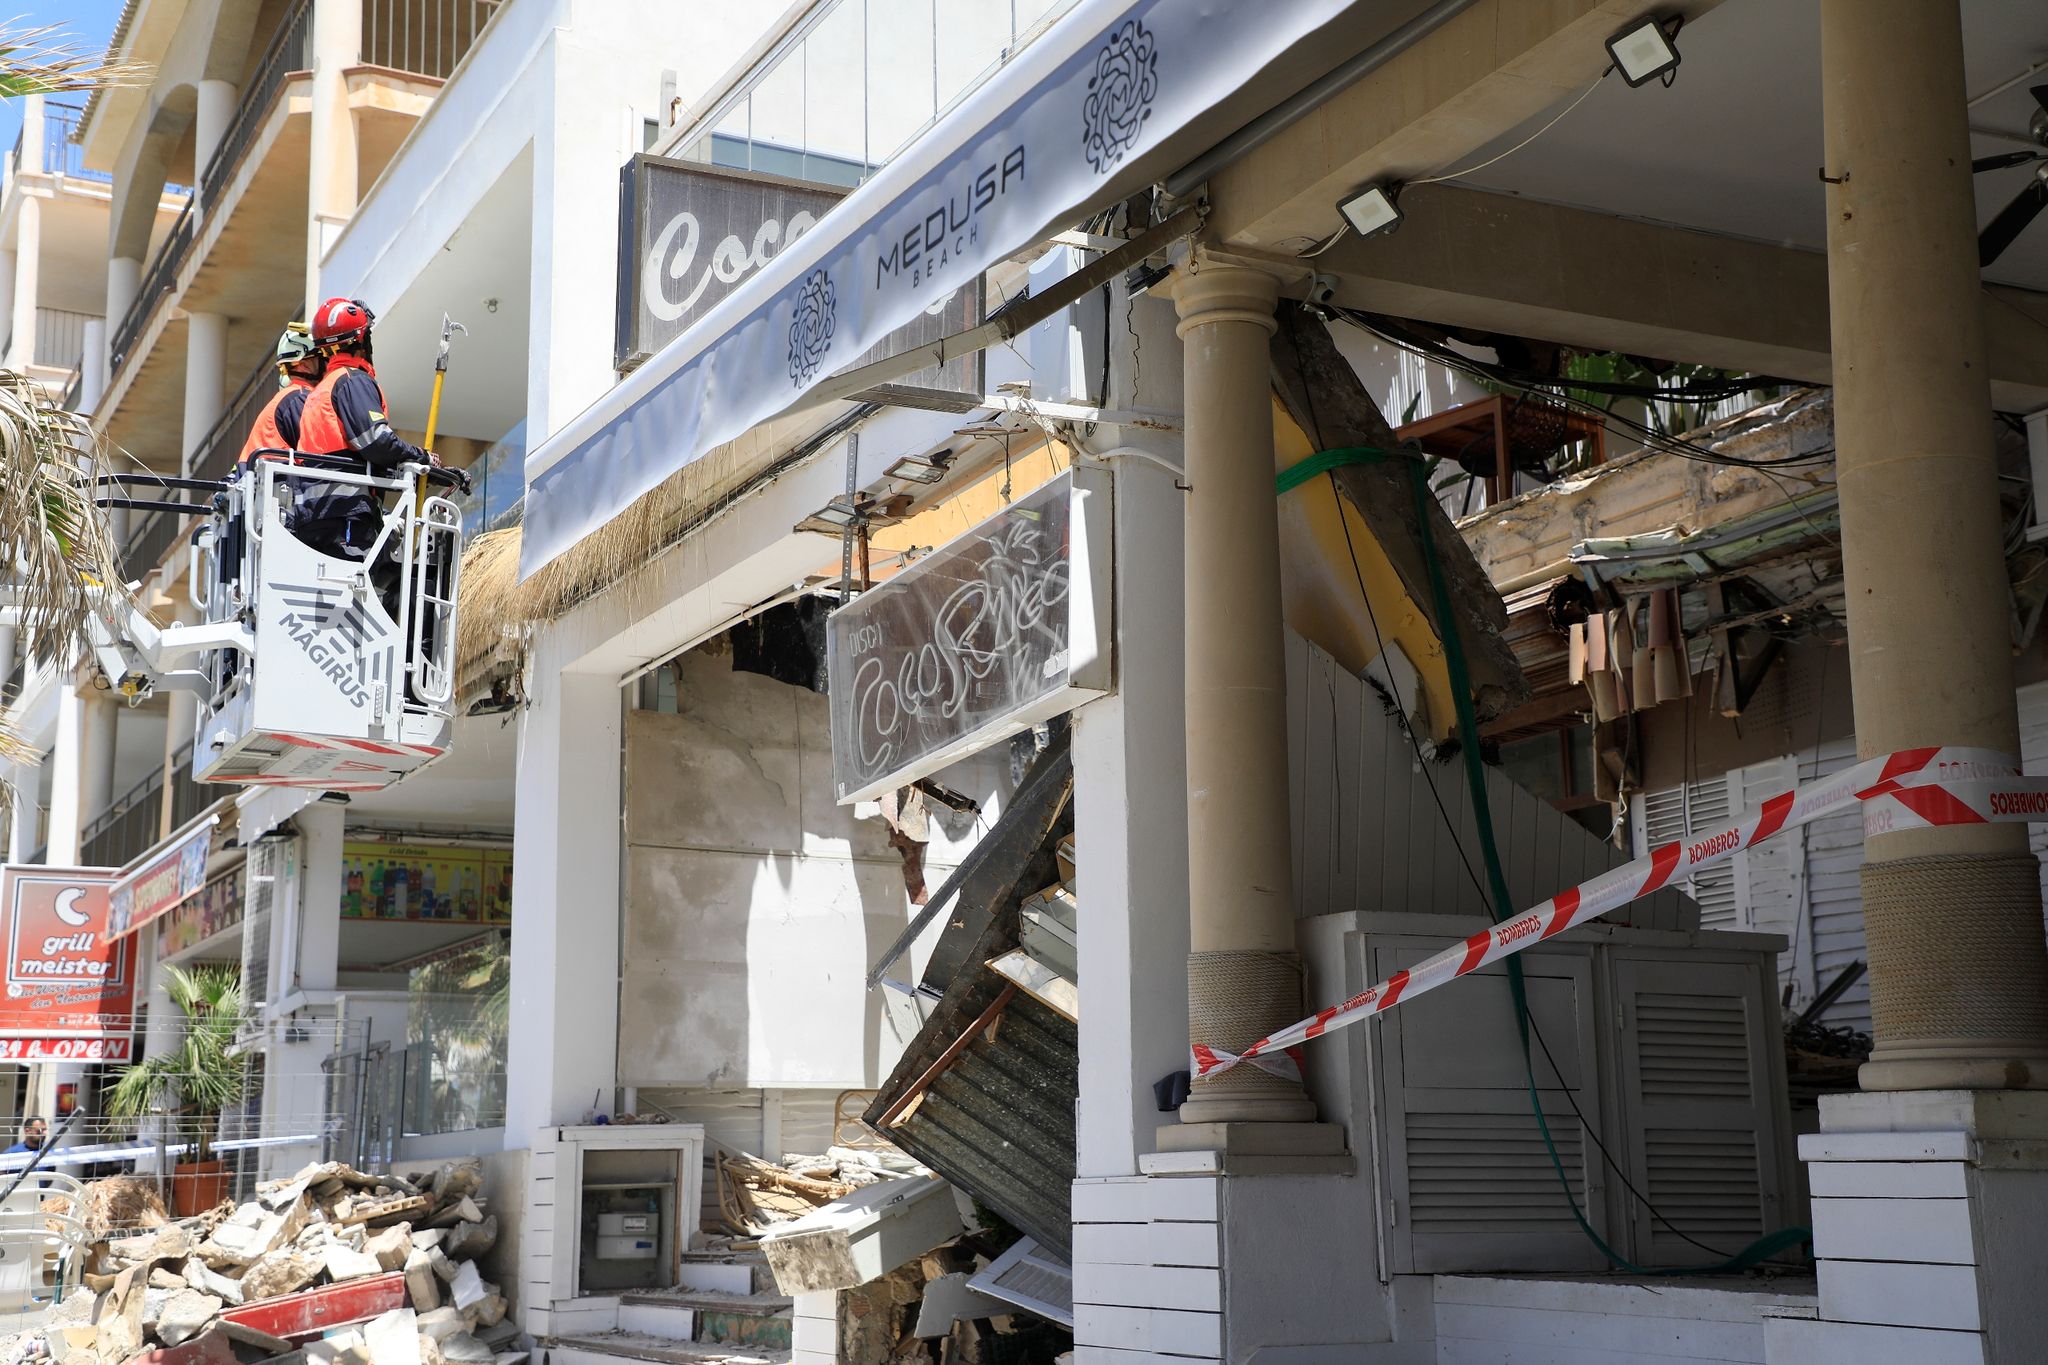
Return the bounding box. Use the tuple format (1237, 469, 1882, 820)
(1272, 397, 1457, 737)
(859, 444, 1071, 577)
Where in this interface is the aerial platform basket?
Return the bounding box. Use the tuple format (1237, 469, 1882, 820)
(190, 453, 465, 792)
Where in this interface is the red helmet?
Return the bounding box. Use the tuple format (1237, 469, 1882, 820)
(311, 296, 375, 347)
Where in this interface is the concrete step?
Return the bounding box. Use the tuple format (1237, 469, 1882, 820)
(672, 1261, 754, 1296)
(542, 1330, 790, 1365)
(620, 1291, 793, 1352)
(615, 1297, 695, 1339)
(681, 1250, 777, 1296)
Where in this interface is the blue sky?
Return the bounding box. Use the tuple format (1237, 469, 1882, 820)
(0, 1, 128, 152)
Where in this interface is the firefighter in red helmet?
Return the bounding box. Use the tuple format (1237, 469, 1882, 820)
(292, 297, 464, 561)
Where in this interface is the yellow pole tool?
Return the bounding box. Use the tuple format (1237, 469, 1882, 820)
(422, 312, 467, 454)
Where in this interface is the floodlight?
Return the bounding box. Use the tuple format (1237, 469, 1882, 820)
(1607, 17, 1680, 88)
(1337, 182, 1403, 239)
(887, 449, 953, 485)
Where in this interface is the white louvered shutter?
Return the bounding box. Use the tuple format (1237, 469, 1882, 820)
(1612, 957, 1787, 1266)
(1733, 757, 1804, 1007)
(1634, 775, 1739, 928)
(1801, 736, 1871, 1030)
(1373, 939, 1609, 1275)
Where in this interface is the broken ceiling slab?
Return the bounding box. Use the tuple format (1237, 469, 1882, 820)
(1269, 306, 1529, 721)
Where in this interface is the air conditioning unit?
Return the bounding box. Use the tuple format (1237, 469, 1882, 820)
(1302, 911, 1795, 1274)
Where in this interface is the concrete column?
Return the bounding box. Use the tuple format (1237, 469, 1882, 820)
(106, 256, 140, 350)
(1820, 0, 2048, 1091)
(194, 80, 237, 187)
(17, 95, 43, 177)
(80, 319, 107, 413)
(10, 196, 38, 371)
(1168, 262, 1317, 1129)
(6, 763, 38, 863)
(44, 684, 87, 865)
(0, 248, 17, 368)
(305, 0, 363, 311)
(504, 662, 621, 1136)
(160, 604, 201, 840)
(81, 694, 117, 836)
(183, 312, 228, 472)
(528, 30, 638, 438)
(135, 937, 181, 1176)
(290, 801, 344, 995)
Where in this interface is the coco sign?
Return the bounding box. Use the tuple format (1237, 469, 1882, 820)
(826, 471, 1112, 804)
(616, 155, 979, 394)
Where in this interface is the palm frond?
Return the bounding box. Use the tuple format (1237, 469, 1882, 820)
(0, 23, 149, 96)
(0, 370, 130, 654)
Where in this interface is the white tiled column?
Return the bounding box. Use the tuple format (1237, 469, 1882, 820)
(1767, 1091, 2048, 1364)
(504, 660, 621, 1136)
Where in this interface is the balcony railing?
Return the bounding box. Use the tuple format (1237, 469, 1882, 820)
(79, 741, 210, 871)
(109, 0, 497, 385)
(674, 0, 1079, 183)
(362, 0, 498, 81)
(5, 100, 108, 183)
(108, 0, 313, 375)
(453, 419, 526, 535)
(80, 760, 166, 870)
(39, 101, 107, 182)
(122, 340, 284, 579)
(201, 0, 316, 216)
(108, 199, 193, 375)
(32, 308, 98, 369)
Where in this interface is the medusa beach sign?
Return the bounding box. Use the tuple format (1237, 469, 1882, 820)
(826, 470, 1111, 804)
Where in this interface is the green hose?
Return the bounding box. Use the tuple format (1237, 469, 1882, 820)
(1281, 444, 1810, 1274)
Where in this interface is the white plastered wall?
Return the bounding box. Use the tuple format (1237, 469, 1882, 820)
(320, 0, 781, 449)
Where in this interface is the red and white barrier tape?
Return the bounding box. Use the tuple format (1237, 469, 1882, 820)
(1194, 745, 2036, 1081)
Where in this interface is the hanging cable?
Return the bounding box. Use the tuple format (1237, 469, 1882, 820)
(1290, 428, 1811, 1273)
(1411, 74, 1608, 185)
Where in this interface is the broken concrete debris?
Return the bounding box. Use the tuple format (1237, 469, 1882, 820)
(0, 1160, 511, 1365)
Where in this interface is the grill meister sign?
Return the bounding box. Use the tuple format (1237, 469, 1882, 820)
(615, 156, 980, 394)
(0, 866, 136, 1061)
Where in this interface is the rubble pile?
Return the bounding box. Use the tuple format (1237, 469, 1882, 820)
(5, 1160, 520, 1365)
(711, 1145, 925, 1236)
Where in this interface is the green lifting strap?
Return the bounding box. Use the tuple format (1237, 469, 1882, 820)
(1276, 446, 1812, 1276)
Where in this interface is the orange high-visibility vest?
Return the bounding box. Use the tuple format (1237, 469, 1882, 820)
(295, 354, 381, 457)
(237, 378, 313, 470)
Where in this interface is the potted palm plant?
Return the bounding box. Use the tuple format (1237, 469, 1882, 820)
(107, 965, 248, 1215)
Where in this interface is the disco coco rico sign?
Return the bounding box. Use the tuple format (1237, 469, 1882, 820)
(0, 866, 137, 1061)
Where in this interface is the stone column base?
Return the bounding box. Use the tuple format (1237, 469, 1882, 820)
(1764, 1089, 2048, 1364)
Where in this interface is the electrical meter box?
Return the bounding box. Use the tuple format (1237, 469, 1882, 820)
(529, 1123, 705, 1314)
(580, 1174, 675, 1291)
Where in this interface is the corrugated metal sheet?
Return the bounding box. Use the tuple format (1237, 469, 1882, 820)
(867, 764, 1076, 1259)
(884, 992, 1077, 1256)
